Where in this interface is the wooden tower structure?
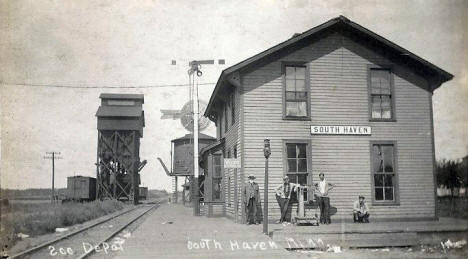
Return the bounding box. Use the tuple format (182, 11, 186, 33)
(95, 93, 145, 204)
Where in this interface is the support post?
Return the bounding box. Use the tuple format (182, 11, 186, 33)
(133, 171, 139, 205)
(183, 177, 186, 206)
(190, 63, 200, 216)
(192, 176, 200, 215)
(175, 176, 178, 203)
(263, 139, 271, 235)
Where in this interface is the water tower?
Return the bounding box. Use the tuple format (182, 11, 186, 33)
(95, 93, 145, 204)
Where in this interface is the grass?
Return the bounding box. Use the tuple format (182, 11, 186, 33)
(0, 199, 125, 249)
(437, 196, 468, 219)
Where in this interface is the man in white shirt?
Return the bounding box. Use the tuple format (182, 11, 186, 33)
(353, 195, 370, 223)
(275, 176, 300, 223)
(314, 172, 335, 224)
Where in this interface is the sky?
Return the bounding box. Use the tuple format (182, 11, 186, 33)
(1, 0, 467, 192)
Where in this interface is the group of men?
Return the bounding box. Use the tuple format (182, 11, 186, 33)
(243, 173, 370, 225)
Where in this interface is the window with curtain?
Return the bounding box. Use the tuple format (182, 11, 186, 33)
(371, 143, 397, 203)
(370, 68, 393, 120)
(286, 143, 309, 200)
(284, 65, 308, 118)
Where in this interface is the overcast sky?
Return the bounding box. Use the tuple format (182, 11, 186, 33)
(1, 0, 467, 191)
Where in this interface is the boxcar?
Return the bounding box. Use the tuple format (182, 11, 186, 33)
(67, 176, 97, 201)
(139, 187, 148, 200)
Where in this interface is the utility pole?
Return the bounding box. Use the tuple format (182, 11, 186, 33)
(44, 151, 62, 203)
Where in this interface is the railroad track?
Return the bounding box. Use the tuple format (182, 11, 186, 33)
(10, 201, 159, 259)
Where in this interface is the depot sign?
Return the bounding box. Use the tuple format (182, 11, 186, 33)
(224, 159, 241, 169)
(310, 125, 372, 135)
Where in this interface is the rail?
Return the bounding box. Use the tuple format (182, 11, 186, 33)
(9, 201, 159, 259)
(77, 204, 156, 258)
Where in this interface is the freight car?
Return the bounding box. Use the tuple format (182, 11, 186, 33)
(65, 176, 97, 202)
(139, 187, 148, 200)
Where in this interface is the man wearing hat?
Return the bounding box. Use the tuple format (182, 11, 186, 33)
(353, 195, 370, 223)
(243, 174, 260, 225)
(275, 176, 300, 223)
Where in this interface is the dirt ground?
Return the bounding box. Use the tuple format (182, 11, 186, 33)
(292, 243, 468, 259)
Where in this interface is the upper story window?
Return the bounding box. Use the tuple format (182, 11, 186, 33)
(283, 63, 310, 119)
(231, 93, 235, 125)
(369, 67, 394, 120)
(224, 102, 228, 133)
(217, 111, 223, 139)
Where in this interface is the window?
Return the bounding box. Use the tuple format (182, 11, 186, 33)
(371, 142, 398, 204)
(218, 112, 223, 138)
(108, 100, 135, 106)
(233, 146, 237, 159)
(369, 68, 394, 120)
(285, 142, 309, 200)
(231, 93, 235, 125)
(224, 103, 228, 133)
(284, 64, 309, 118)
(212, 154, 222, 201)
(228, 174, 231, 207)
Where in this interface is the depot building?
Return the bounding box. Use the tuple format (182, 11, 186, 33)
(199, 16, 452, 222)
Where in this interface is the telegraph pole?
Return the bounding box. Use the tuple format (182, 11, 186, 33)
(44, 151, 62, 203)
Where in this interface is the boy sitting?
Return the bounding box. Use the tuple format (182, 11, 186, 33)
(353, 195, 370, 223)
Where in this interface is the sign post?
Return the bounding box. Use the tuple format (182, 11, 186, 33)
(263, 139, 271, 235)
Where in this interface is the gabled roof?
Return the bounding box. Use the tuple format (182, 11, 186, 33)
(205, 15, 453, 117)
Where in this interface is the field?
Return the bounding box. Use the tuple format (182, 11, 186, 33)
(0, 188, 168, 250)
(0, 200, 125, 250)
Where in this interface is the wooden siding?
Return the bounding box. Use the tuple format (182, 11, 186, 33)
(214, 86, 243, 220)
(241, 32, 435, 221)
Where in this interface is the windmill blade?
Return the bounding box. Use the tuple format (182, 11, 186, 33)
(179, 100, 211, 132)
(160, 109, 182, 120)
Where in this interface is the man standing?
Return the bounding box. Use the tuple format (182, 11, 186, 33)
(353, 195, 370, 223)
(243, 174, 260, 225)
(314, 172, 335, 224)
(275, 176, 299, 223)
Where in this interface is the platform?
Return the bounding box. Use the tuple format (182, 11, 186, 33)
(269, 217, 468, 249)
(114, 203, 291, 259)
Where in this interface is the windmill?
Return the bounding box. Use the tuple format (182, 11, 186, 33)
(161, 100, 211, 132)
(159, 100, 212, 204)
(159, 59, 224, 209)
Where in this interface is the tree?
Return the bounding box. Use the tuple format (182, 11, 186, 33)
(436, 159, 463, 212)
(462, 156, 468, 189)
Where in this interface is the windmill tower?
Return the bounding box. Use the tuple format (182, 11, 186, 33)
(159, 59, 224, 213)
